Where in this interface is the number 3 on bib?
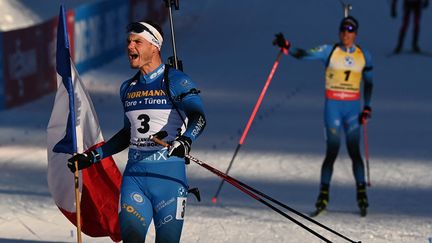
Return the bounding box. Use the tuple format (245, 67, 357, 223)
(137, 114, 150, 134)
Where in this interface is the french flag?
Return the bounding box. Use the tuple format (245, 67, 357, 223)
(47, 6, 122, 242)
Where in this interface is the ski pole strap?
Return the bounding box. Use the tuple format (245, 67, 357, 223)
(163, 65, 187, 126)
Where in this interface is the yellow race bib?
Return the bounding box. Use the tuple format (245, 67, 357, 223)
(325, 46, 365, 100)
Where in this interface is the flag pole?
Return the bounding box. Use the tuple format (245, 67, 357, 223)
(52, 5, 122, 242)
(74, 160, 83, 243)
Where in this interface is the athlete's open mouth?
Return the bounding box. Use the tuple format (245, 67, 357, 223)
(129, 53, 139, 60)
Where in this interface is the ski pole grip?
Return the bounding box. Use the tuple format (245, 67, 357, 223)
(149, 134, 191, 164)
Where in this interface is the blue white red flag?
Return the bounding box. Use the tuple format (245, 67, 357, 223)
(47, 5, 122, 242)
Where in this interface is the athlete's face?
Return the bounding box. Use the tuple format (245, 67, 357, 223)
(126, 34, 157, 69)
(339, 27, 357, 48)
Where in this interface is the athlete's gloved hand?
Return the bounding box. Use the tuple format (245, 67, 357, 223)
(168, 136, 192, 158)
(273, 33, 290, 52)
(423, 0, 429, 8)
(67, 150, 100, 173)
(359, 106, 372, 124)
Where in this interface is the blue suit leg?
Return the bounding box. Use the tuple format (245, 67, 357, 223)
(321, 126, 341, 185)
(152, 180, 187, 243)
(320, 100, 342, 186)
(146, 160, 188, 243)
(344, 108, 366, 185)
(119, 174, 153, 243)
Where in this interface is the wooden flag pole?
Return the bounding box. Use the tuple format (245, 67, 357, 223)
(74, 160, 83, 243)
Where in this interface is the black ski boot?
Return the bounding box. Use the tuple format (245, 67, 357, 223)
(357, 183, 369, 217)
(311, 184, 329, 217)
(393, 44, 402, 54)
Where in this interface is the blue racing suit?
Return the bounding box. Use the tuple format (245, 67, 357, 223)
(93, 64, 206, 243)
(290, 44, 373, 188)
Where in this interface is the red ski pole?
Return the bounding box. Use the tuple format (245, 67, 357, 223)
(211, 34, 290, 203)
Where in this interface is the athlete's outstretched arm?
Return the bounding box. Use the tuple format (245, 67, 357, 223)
(289, 44, 333, 64)
(290, 48, 308, 59)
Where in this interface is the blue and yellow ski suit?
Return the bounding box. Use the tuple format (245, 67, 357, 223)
(94, 64, 206, 243)
(290, 43, 373, 188)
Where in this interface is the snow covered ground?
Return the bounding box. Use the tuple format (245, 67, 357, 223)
(1, 0, 432, 242)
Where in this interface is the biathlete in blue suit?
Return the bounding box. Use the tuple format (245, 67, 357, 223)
(289, 16, 373, 216)
(68, 21, 206, 242)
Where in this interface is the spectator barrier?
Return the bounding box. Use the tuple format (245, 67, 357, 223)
(0, 0, 166, 110)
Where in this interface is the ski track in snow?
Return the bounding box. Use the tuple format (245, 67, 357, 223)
(1, 0, 432, 242)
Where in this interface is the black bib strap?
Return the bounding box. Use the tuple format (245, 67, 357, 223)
(163, 65, 187, 126)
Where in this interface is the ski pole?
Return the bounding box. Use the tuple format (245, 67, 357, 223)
(215, 161, 360, 243)
(363, 121, 371, 187)
(149, 136, 336, 243)
(151, 131, 361, 243)
(187, 154, 337, 243)
(212, 35, 289, 203)
(73, 160, 83, 243)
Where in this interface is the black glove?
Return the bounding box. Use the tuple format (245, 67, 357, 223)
(67, 150, 100, 173)
(423, 0, 429, 8)
(273, 32, 290, 50)
(168, 136, 192, 158)
(359, 106, 372, 124)
(291, 48, 307, 59)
